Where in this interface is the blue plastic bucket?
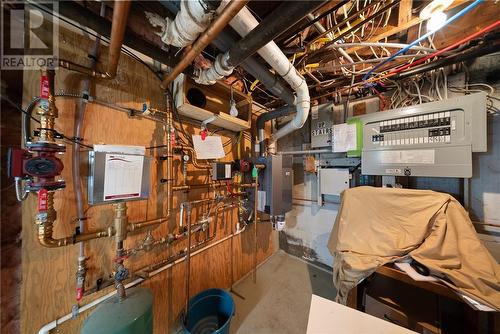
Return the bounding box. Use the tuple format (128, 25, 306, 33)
(182, 288, 235, 334)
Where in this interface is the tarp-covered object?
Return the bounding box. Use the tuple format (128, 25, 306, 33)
(327, 186, 500, 310)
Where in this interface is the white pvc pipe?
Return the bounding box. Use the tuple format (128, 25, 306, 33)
(36, 230, 245, 334)
(37, 278, 145, 334)
(226, 5, 310, 143)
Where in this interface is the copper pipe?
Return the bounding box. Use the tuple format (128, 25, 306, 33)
(166, 93, 174, 221)
(113, 202, 128, 243)
(236, 183, 257, 188)
(59, 59, 108, 79)
(178, 145, 211, 169)
(172, 181, 227, 191)
(37, 192, 111, 247)
(128, 217, 169, 232)
(173, 185, 190, 191)
(107, 0, 131, 78)
(184, 204, 193, 324)
(253, 170, 259, 283)
(160, 0, 249, 88)
(36, 69, 58, 143)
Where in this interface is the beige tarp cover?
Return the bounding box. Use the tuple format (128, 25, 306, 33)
(327, 186, 500, 310)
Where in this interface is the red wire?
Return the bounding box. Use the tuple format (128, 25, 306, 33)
(388, 20, 500, 76)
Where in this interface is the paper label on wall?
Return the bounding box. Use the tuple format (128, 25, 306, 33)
(257, 190, 266, 212)
(192, 135, 225, 159)
(94, 145, 145, 155)
(103, 154, 144, 201)
(380, 150, 435, 164)
(333, 123, 357, 152)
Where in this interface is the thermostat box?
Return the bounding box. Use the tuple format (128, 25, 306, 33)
(88, 151, 151, 205)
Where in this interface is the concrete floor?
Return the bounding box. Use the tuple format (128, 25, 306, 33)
(229, 251, 337, 334)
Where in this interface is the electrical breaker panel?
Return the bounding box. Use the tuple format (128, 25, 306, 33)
(359, 93, 487, 178)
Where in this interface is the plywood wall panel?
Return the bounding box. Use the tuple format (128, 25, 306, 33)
(20, 27, 277, 334)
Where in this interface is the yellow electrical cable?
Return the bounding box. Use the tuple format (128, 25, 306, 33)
(304, 63, 320, 69)
(250, 79, 259, 91)
(309, 17, 365, 47)
(237, 131, 243, 159)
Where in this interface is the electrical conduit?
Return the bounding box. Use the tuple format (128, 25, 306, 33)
(73, 2, 105, 302)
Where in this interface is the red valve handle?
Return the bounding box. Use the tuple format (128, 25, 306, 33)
(170, 129, 176, 147)
(200, 129, 208, 140)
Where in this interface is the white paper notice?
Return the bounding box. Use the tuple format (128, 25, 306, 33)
(192, 135, 225, 159)
(103, 154, 144, 201)
(333, 123, 357, 152)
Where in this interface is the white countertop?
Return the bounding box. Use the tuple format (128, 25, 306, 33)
(306, 295, 417, 334)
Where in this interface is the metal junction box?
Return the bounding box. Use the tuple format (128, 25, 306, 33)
(358, 93, 487, 178)
(317, 168, 350, 205)
(253, 155, 293, 216)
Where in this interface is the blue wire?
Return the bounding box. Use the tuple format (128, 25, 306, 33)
(362, 0, 483, 82)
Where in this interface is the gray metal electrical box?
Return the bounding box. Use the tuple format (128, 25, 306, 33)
(88, 151, 151, 205)
(312, 98, 380, 148)
(317, 168, 350, 205)
(359, 93, 487, 178)
(253, 155, 293, 216)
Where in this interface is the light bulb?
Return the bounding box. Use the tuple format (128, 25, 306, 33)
(427, 11, 447, 33)
(229, 100, 238, 117)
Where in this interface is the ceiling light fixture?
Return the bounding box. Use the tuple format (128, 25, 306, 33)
(229, 85, 238, 117)
(419, 0, 453, 33)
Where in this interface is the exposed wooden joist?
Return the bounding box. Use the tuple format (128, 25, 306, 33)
(347, 0, 469, 51)
(56, 2, 183, 69)
(397, 0, 413, 27)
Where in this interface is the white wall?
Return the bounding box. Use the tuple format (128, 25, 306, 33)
(284, 173, 339, 266)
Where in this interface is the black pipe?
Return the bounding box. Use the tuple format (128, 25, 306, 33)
(256, 105, 295, 154)
(396, 39, 500, 79)
(55, 2, 184, 71)
(160, 1, 296, 105)
(256, 105, 294, 131)
(211, 29, 296, 105)
(226, 1, 328, 67)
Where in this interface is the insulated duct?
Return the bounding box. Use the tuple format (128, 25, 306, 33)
(160, 0, 221, 47)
